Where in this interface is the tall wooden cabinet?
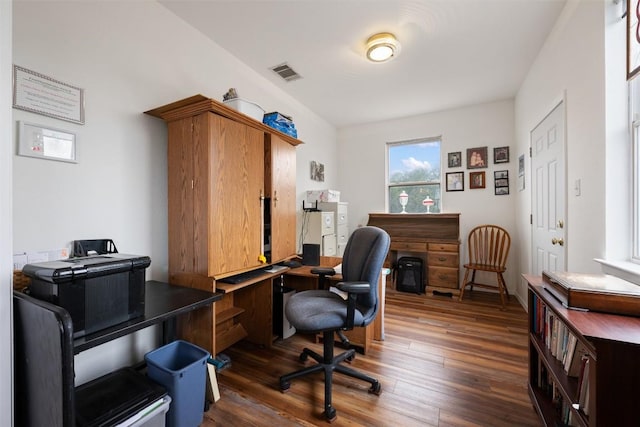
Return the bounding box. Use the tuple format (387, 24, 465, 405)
(146, 95, 301, 355)
(265, 134, 297, 262)
(167, 112, 265, 279)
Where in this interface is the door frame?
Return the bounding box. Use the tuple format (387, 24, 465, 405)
(530, 94, 568, 274)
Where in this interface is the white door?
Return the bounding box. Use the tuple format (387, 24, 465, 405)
(531, 101, 566, 275)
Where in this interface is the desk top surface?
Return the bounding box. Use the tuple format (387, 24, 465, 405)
(73, 280, 221, 353)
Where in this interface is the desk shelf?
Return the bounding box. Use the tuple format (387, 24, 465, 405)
(13, 281, 220, 426)
(216, 307, 245, 325)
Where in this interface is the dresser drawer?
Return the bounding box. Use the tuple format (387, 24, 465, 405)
(427, 242, 458, 253)
(390, 241, 427, 252)
(428, 267, 459, 289)
(428, 251, 459, 267)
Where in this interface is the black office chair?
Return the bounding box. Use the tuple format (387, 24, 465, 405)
(279, 226, 390, 422)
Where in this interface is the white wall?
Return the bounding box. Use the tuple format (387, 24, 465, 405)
(1, 2, 13, 425)
(337, 99, 519, 292)
(514, 1, 611, 301)
(12, 1, 336, 384)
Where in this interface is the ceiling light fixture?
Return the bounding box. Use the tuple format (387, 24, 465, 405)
(366, 32, 400, 63)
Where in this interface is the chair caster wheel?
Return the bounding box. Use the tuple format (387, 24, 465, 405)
(280, 381, 290, 392)
(369, 381, 382, 395)
(324, 406, 337, 422)
(346, 354, 355, 363)
(299, 352, 308, 362)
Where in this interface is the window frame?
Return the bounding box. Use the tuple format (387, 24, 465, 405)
(386, 136, 442, 214)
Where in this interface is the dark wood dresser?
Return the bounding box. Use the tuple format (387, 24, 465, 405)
(367, 213, 460, 294)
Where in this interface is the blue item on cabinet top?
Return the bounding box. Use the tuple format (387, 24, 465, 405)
(263, 111, 297, 138)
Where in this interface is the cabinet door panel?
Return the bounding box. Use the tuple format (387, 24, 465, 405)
(168, 117, 195, 276)
(208, 114, 264, 275)
(267, 135, 297, 262)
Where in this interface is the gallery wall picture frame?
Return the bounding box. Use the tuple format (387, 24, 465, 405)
(469, 171, 486, 189)
(494, 170, 509, 195)
(446, 171, 464, 191)
(518, 154, 525, 191)
(493, 146, 509, 163)
(466, 146, 488, 169)
(448, 151, 462, 168)
(310, 160, 324, 182)
(13, 65, 85, 124)
(628, 0, 640, 80)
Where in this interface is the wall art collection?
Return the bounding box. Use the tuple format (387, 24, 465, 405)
(445, 146, 511, 195)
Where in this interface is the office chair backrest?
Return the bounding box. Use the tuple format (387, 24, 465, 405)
(467, 224, 511, 269)
(341, 226, 390, 324)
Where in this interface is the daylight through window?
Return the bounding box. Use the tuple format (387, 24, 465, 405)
(387, 138, 441, 214)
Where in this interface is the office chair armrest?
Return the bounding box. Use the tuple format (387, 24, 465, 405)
(336, 281, 370, 330)
(310, 267, 336, 276)
(311, 267, 336, 290)
(335, 281, 370, 294)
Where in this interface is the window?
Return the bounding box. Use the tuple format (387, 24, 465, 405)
(633, 80, 640, 259)
(387, 138, 441, 213)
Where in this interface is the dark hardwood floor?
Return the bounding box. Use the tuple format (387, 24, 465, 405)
(202, 288, 541, 426)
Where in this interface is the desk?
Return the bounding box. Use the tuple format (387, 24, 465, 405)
(368, 213, 461, 294)
(73, 280, 222, 353)
(13, 281, 220, 426)
(283, 257, 388, 354)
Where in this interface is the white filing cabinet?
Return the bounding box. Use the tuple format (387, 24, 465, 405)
(318, 202, 348, 257)
(304, 211, 336, 256)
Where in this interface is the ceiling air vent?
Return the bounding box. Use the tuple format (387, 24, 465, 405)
(270, 63, 302, 82)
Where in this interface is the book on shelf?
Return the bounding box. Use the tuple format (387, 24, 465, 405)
(562, 332, 577, 371)
(566, 340, 590, 377)
(577, 356, 590, 408)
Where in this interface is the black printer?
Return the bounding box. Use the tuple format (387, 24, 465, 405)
(22, 253, 151, 338)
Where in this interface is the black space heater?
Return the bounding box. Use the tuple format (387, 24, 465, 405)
(395, 256, 425, 294)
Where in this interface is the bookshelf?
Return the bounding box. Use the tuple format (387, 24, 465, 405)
(525, 275, 640, 426)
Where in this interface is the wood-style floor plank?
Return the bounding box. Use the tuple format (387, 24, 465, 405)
(202, 289, 541, 426)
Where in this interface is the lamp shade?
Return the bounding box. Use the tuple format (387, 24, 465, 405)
(366, 33, 400, 62)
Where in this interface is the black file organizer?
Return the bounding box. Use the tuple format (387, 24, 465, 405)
(71, 238, 118, 257)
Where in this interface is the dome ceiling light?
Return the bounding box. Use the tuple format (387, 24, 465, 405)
(366, 32, 400, 63)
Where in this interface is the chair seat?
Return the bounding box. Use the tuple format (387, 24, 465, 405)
(285, 290, 365, 333)
(463, 263, 506, 273)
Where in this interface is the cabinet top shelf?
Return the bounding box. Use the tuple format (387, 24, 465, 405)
(526, 274, 640, 346)
(144, 94, 304, 147)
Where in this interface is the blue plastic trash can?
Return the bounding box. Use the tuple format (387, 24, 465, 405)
(145, 340, 209, 427)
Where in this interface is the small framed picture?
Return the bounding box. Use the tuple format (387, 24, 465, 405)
(518, 154, 525, 191)
(466, 146, 488, 169)
(494, 170, 509, 180)
(494, 146, 510, 163)
(446, 171, 464, 191)
(469, 171, 486, 189)
(495, 186, 509, 195)
(494, 170, 509, 195)
(447, 151, 462, 168)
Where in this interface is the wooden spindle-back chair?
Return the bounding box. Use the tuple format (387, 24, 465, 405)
(458, 224, 511, 307)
